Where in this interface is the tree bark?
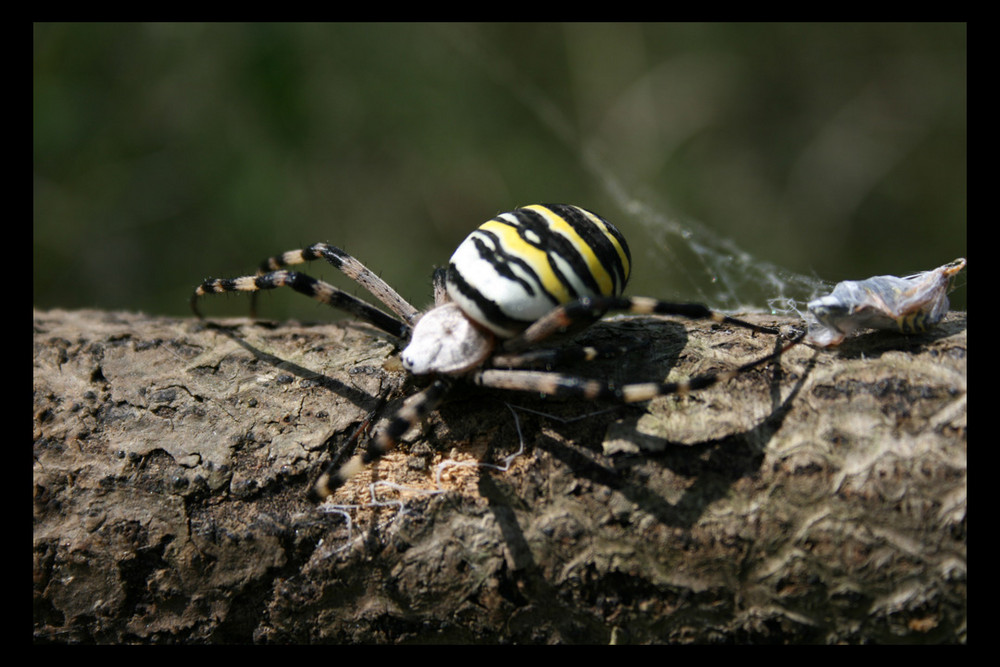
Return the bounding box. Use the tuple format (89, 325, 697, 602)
(33, 308, 967, 643)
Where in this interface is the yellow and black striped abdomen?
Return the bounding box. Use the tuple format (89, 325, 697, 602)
(446, 204, 632, 337)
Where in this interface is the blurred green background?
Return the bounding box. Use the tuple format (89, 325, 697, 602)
(34, 23, 966, 321)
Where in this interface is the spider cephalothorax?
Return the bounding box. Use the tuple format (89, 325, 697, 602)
(192, 204, 791, 501)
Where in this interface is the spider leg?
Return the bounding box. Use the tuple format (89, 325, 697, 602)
(503, 296, 780, 352)
(431, 266, 449, 307)
(490, 341, 639, 369)
(305, 391, 391, 504)
(310, 377, 454, 500)
(191, 270, 411, 339)
(253, 243, 420, 324)
(477, 331, 804, 402)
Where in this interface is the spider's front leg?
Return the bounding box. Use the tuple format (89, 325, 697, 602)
(191, 270, 411, 339)
(252, 243, 421, 325)
(309, 377, 454, 501)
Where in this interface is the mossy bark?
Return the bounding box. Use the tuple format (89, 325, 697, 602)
(33, 308, 966, 643)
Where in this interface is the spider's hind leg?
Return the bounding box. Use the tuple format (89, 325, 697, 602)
(504, 296, 781, 353)
(477, 329, 805, 404)
(489, 339, 643, 370)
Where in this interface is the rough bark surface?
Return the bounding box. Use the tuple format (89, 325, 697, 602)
(33, 308, 967, 643)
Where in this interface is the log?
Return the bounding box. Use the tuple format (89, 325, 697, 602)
(33, 308, 967, 643)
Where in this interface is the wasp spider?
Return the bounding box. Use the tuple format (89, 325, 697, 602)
(192, 204, 794, 501)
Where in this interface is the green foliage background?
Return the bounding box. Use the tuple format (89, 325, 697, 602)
(34, 23, 966, 320)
